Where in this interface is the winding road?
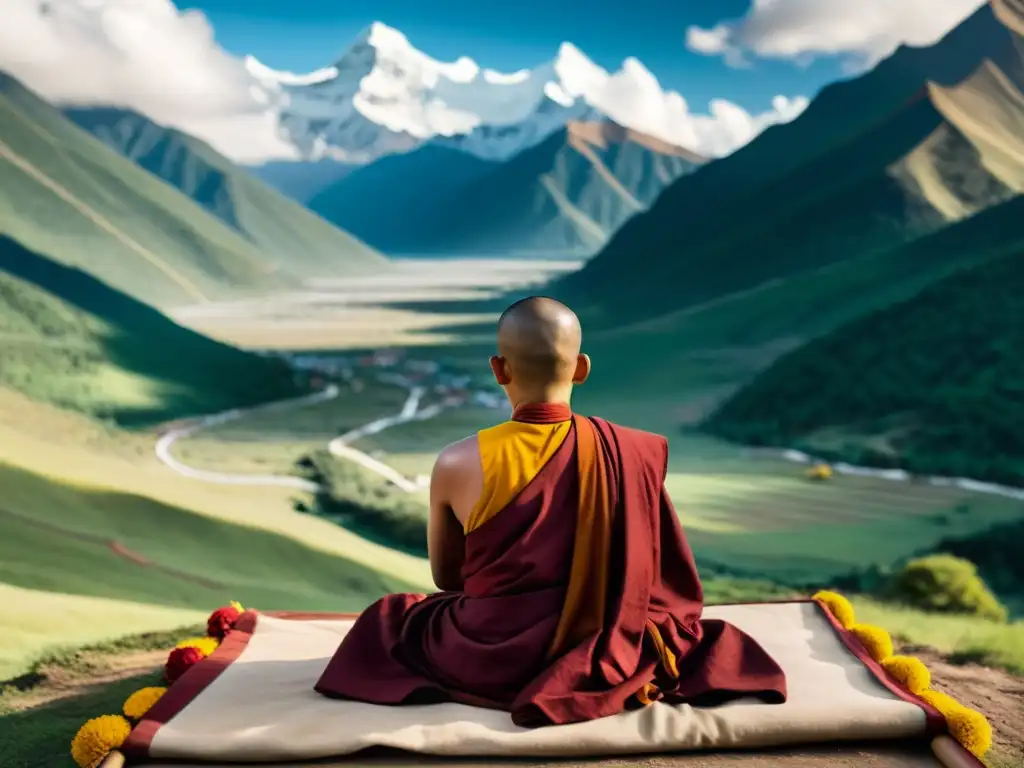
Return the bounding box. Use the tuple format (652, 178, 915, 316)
(154, 380, 448, 493)
(155, 363, 1024, 505)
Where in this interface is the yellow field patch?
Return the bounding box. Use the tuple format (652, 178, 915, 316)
(0, 582, 202, 681)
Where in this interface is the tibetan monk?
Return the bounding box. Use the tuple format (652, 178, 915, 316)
(315, 296, 787, 726)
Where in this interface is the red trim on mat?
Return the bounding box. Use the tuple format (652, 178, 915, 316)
(810, 599, 989, 768)
(811, 600, 947, 734)
(121, 610, 261, 758)
(120, 611, 363, 758)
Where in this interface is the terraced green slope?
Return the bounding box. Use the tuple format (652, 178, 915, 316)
(64, 107, 388, 279)
(0, 74, 293, 308)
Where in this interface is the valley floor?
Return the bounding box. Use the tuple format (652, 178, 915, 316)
(170, 257, 579, 350)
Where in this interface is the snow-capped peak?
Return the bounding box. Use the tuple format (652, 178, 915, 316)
(244, 56, 339, 87)
(245, 22, 806, 165)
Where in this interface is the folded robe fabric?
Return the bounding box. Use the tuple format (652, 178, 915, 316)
(121, 601, 970, 766)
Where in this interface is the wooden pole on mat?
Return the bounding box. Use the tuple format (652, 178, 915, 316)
(932, 735, 983, 768)
(92, 738, 977, 767)
(98, 749, 126, 768)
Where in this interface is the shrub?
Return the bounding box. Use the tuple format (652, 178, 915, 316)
(302, 450, 428, 555)
(885, 554, 1008, 623)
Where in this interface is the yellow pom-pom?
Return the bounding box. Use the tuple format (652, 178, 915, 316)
(920, 689, 961, 717)
(123, 686, 167, 721)
(230, 600, 244, 613)
(812, 590, 856, 629)
(850, 623, 894, 662)
(920, 691, 992, 758)
(880, 655, 931, 695)
(174, 636, 220, 655)
(946, 705, 993, 758)
(70, 714, 131, 768)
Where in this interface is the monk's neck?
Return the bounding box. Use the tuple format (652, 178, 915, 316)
(511, 401, 572, 424)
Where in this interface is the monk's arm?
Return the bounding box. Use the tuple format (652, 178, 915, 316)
(427, 449, 466, 592)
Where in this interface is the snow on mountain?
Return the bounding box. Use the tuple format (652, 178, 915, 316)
(1, 0, 807, 167)
(247, 22, 808, 165)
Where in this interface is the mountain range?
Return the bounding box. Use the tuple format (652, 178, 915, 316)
(307, 120, 706, 256)
(242, 22, 806, 256)
(246, 22, 717, 169)
(554, 0, 1024, 324)
(63, 107, 387, 281)
(0, 70, 387, 423)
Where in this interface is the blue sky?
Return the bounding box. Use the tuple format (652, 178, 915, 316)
(192, 0, 847, 115)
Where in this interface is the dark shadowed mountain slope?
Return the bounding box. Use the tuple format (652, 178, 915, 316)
(307, 144, 498, 255)
(702, 195, 1024, 487)
(0, 234, 300, 424)
(308, 121, 704, 257)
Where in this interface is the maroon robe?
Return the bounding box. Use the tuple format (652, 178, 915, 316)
(315, 403, 786, 726)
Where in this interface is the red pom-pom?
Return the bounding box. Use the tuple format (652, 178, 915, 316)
(206, 605, 243, 640)
(165, 646, 205, 684)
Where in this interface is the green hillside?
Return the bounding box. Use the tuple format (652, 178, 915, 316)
(64, 107, 388, 279)
(0, 459, 413, 680)
(310, 121, 702, 257)
(0, 234, 301, 424)
(0, 460, 409, 616)
(702, 230, 1024, 485)
(553, 0, 1023, 326)
(0, 74, 297, 308)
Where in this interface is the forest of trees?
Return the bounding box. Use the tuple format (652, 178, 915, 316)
(703, 248, 1024, 485)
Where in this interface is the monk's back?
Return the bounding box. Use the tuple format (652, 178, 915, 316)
(459, 414, 665, 595)
(316, 406, 786, 726)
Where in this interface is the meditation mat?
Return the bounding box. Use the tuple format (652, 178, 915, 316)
(77, 598, 990, 768)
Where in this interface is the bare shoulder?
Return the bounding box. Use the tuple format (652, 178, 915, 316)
(432, 435, 484, 521)
(433, 434, 481, 474)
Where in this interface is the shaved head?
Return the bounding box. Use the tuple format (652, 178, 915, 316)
(495, 296, 583, 388)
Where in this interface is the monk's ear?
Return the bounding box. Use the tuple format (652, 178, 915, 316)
(489, 355, 512, 386)
(573, 353, 591, 385)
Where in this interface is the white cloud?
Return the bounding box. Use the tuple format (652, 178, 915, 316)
(0, 0, 297, 162)
(686, 24, 731, 56)
(557, 52, 809, 157)
(686, 0, 988, 72)
(0, 0, 810, 165)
